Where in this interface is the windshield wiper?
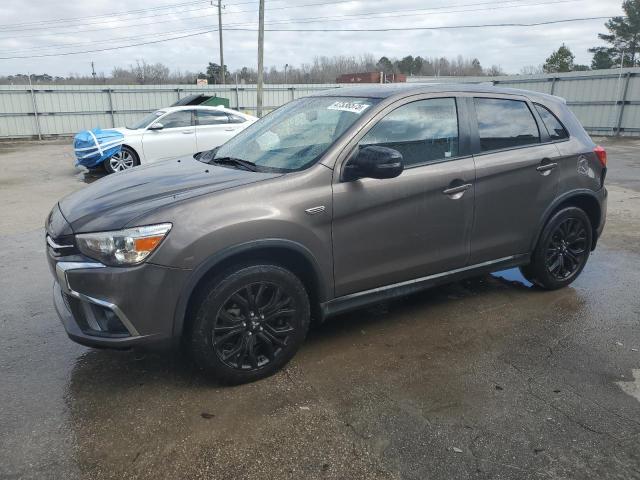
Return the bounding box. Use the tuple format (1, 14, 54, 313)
(210, 156, 258, 172)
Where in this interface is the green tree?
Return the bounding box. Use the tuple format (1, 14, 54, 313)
(206, 62, 228, 84)
(376, 56, 394, 74)
(413, 56, 424, 75)
(470, 58, 483, 75)
(589, 0, 640, 67)
(543, 44, 575, 72)
(590, 48, 615, 69)
(395, 55, 415, 74)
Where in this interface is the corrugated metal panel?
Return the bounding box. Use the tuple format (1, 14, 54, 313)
(1, 73, 639, 137)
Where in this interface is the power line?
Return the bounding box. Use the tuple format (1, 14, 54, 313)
(254, 16, 617, 31)
(0, 0, 581, 43)
(0, 16, 616, 60)
(0, 0, 287, 29)
(0, 25, 215, 54)
(0, 5, 214, 33)
(0, 0, 357, 34)
(0, 1, 211, 29)
(244, 0, 582, 26)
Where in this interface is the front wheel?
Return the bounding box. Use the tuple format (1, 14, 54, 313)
(188, 263, 311, 384)
(104, 146, 138, 173)
(520, 207, 592, 290)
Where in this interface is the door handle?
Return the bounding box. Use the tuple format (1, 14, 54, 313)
(224, 127, 235, 131)
(442, 183, 472, 199)
(182, 130, 194, 134)
(536, 161, 558, 174)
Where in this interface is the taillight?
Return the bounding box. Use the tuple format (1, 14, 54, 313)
(594, 145, 607, 167)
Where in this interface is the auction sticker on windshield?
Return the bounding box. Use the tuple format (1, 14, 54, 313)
(327, 101, 370, 114)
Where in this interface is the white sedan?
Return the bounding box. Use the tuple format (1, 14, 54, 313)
(105, 106, 257, 173)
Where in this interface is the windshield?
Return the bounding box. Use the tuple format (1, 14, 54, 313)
(206, 96, 379, 172)
(127, 110, 165, 129)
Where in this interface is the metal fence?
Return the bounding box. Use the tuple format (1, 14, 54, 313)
(409, 67, 640, 137)
(0, 84, 339, 139)
(2, 68, 640, 139)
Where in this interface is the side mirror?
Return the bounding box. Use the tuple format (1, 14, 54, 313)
(343, 145, 404, 181)
(148, 122, 164, 131)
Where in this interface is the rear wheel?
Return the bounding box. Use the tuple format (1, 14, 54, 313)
(520, 207, 592, 290)
(188, 263, 310, 384)
(104, 146, 138, 174)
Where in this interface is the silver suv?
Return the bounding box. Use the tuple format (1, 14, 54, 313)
(46, 84, 607, 384)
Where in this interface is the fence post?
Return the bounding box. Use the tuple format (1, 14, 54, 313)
(176, 88, 181, 102)
(107, 89, 115, 128)
(290, 86, 295, 102)
(616, 72, 632, 136)
(235, 75, 240, 110)
(27, 75, 42, 140)
(549, 77, 558, 95)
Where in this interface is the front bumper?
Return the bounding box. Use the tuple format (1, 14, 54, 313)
(51, 258, 190, 349)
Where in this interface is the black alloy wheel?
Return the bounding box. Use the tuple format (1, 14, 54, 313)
(213, 282, 295, 371)
(545, 217, 588, 281)
(188, 263, 310, 384)
(519, 207, 592, 290)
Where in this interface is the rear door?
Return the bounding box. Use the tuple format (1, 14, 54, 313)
(142, 109, 196, 162)
(332, 96, 476, 296)
(468, 95, 560, 264)
(195, 109, 244, 151)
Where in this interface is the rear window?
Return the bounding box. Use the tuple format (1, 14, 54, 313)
(474, 98, 540, 152)
(534, 103, 569, 141)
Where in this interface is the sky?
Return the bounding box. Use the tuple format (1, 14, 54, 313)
(0, 0, 624, 78)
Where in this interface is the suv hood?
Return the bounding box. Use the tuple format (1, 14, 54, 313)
(59, 156, 281, 233)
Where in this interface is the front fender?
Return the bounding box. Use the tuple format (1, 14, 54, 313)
(170, 238, 329, 337)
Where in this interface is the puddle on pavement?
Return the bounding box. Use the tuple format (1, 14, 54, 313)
(617, 368, 640, 403)
(76, 169, 105, 184)
(490, 268, 534, 288)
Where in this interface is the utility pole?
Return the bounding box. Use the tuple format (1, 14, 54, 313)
(215, 1, 225, 85)
(91, 61, 96, 83)
(284, 63, 288, 84)
(256, 0, 265, 117)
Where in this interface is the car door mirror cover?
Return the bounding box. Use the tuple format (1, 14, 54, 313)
(343, 146, 404, 181)
(148, 122, 164, 131)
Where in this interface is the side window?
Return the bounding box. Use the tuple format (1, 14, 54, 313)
(197, 110, 228, 126)
(474, 98, 540, 151)
(360, 98, 459, 167)
(534, 103, 569, 141)
(158, 110, 192, 128)
(227, 114, 246, 124)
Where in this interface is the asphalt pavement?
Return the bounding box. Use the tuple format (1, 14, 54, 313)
(0, 137, 639, 480)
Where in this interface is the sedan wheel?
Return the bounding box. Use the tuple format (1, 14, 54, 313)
(104, 146, 138, 173)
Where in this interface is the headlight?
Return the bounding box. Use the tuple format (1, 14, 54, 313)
(76, 223, 172, 266)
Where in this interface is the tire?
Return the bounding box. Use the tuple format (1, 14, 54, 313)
(519, 207, 592, 290)
(188, 263, 311, 385)
(104, 145, 139, 174)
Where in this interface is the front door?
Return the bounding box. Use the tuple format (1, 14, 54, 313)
(195, 109, 242, 151)
(142, 109, 196, 163)
(332, 97, 476, 297)
(468, 96, 560, 264)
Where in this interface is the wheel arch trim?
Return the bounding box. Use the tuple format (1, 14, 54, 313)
(531, 188, 603, 252)
(172, 238, 328, 337)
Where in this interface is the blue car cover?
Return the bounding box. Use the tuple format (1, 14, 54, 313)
(73, 128, 124, 168)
